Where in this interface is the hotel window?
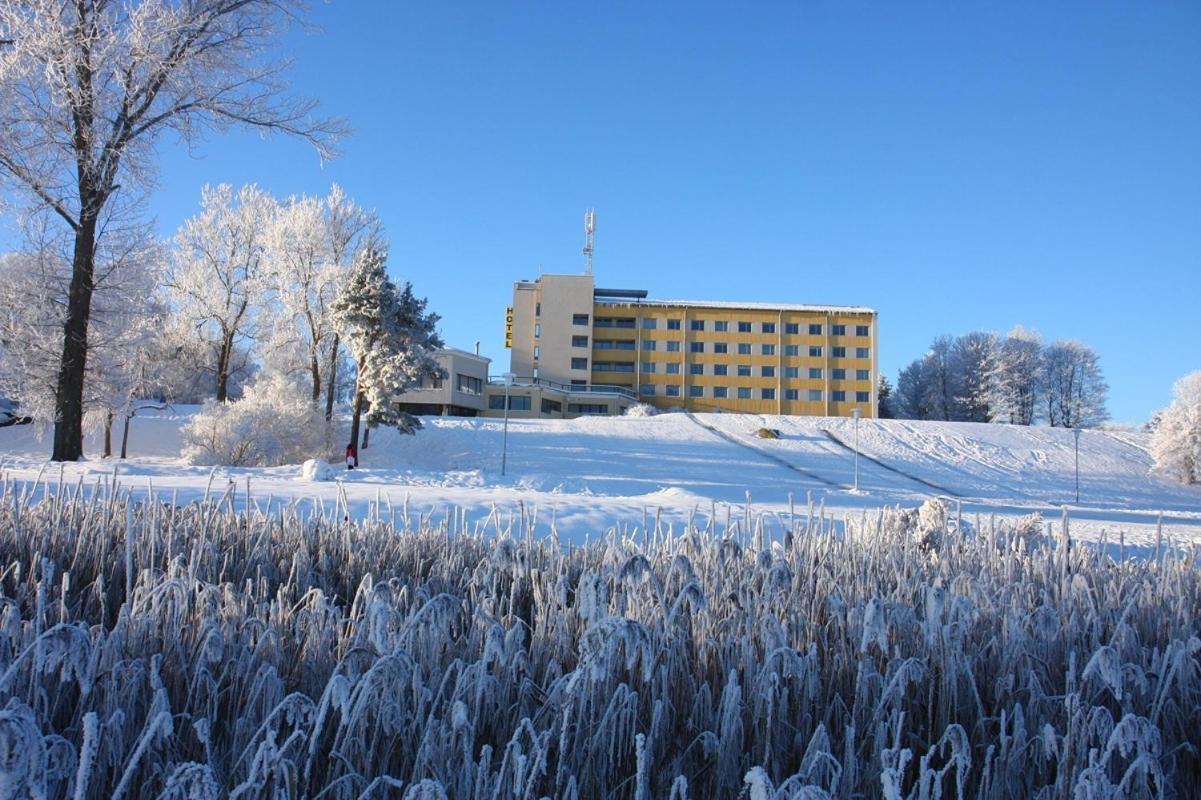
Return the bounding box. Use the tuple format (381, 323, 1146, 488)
(832, 346, 847, 358)
(572, 335, 588, 347)
(737, 365, 752, 377)
(856, 325, 870, 336)
(573, 313, 589, 325)
(808, 389, 823, 401)
(640, 384, 655, 396)
(569, 403, 608, 414)
(738, 321, 752, 332)
(533, 346, 540, 359)
(667, 319, 681, 330)
(690, 320, 705, 331)
(784, 345, 799, 356)
(665, 385, 680, 397)
(594, 362, 634, 373)
(713, 364, 728, 376)
(689, 385, 704, 398)
(641, 362, 656, 373)
(689, 363, 704, 375)
(737, 343, 751, 355)
(666, 363, 680, 374)
(809, 368, 823, 379)
(571, 357, 588, 370)
(714, 321, 729, 332)
(713, 343, 728, 354)
(762, 322, 776, 334)
(761, 344, 775, 356)
(832, 368, 846, 380)
(856, 369, 871, 380)
(785, 323, 799, 334)
(762, 388, 776, 400)
(761, 366, 775, 378)
(489, 395, 531, 411)
(784, 367, 799, 378)
(535, 302, 541, 316)
(541, 398, 561, 414)
(856, 347, 870, 358)
(831, 324, 846, 336)
(429, 374, 443, 389)
(809, 324, 823, 335)
(456, 374, 483, 395)
(785, 389, 799, 400)
(642, 340, 657, 351)
(832, 390, 847, 401)
(809, 346, 823, 357)
(737, 387, 752, 399)
(690, 342, 705, 353)
(713, 386, 729, 399)
(642, 318, 657, 329)
(666, 341, 681, 352)
(856, 391, 870, 402)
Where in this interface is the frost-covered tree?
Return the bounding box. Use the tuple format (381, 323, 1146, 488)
(167, 185, 276, 402)
(1151, 370, 1201, 484)
(895, 356, 936, 420)
(0, 0, 343, 461)
(876, 375, 894, 419)
(261, 185, 382, 414)
(1040, 340, 1108, 428)
(895, 339, 955, 421)
(331, 248, 442, 454)
(988, 327, 1042, 425)
(950, 330, 997, 422)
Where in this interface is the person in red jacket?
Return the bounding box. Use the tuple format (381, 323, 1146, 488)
(345, 444, 357, 470)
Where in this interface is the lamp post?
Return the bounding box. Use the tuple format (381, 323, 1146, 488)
(851, 407, 861, 493)
(501, 372, 515, 477)
(1073, 427, 1082, 504)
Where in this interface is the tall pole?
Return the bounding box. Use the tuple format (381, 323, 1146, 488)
(501, 373, 514, 477)
(1073, 427, 1081, 503)
(852, 407, 861, 492)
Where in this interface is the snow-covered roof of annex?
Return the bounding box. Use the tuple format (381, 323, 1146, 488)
(595, 297, 876, 315)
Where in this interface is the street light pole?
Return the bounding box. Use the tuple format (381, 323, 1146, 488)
(1073, 427, 1081, 503)
(501, 373, 515, 477)
(851, 407, 861, 492)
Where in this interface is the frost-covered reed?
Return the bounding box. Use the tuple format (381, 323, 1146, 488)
(0, 480, 1197, 799)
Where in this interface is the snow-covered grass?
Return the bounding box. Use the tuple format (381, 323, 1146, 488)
(0, 484, 1197, 797)
(1, 407, 1198, 549)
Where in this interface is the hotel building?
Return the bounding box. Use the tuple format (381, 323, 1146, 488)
(504, 273, 878, 418)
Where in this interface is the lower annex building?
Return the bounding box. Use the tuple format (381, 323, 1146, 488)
(499, 273, 878, 419)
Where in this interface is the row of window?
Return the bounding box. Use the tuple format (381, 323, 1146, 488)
(632, 363, 872, 379)
(582, 315, 870, 336)
(487, 395, 613, 415)
(639, 385, 871, 402)
(576, 338, 870, 357)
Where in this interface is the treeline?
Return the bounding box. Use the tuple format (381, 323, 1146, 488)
(0, 184, 442, 461)
(889, 327, 1109, 428)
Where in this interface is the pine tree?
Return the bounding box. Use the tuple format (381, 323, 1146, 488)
(877, 376, 894, 419)
(331, 248, 443, 458)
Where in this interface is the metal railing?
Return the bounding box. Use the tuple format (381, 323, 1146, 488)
(487, 375, 637, 401)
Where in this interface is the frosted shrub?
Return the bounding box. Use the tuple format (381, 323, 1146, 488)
(0, 483, 1197, 798)
(181, 375, 342, 466)
(1151, 370, 1201, 484)
(623, 403, 659, 417)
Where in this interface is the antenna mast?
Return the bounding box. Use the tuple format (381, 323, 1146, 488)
(583, 209, 595, 275)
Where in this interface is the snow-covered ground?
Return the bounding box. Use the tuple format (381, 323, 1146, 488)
(1, 407, 1198, 549)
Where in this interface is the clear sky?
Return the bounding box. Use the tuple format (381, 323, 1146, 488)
(98, 2, 1201, 421)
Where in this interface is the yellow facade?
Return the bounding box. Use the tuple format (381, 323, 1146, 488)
(589, 302, 878, 418)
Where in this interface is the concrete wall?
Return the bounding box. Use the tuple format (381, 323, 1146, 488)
(508, 274, 595, 384)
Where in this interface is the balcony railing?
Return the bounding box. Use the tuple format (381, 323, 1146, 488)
(488, 375, 637, 401)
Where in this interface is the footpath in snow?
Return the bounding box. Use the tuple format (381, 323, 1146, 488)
(1, 407, 1198, 549)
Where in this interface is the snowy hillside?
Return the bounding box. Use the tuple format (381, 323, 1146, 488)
(1, 408, 1198, 548)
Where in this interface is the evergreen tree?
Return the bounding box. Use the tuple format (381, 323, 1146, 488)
(331, 248, 443, 457)
(877, 376, 894, 419)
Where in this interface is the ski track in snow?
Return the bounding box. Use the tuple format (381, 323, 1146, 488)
(1, 407, 1198, 549)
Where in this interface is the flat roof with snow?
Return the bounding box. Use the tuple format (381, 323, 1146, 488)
(596, 297, 876, 315)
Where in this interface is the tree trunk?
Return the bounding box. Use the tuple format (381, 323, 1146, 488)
(347, 357, 365, 463)
(103, 411, 113, 458)
(120, 411, 132, 459)
(324, 335, 340, 420)
(52, 217, 99, 462)
(361, 423, 370, 450)
(215, 331, 234, 403)
(310, 349, 321, 403)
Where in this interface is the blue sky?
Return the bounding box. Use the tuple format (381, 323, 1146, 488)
(93, 3, 1201, 421)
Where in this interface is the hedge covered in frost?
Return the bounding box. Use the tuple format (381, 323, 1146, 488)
(0, 483, 1197, 798)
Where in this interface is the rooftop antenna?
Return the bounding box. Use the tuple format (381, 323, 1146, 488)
(583, 208, 595, 275)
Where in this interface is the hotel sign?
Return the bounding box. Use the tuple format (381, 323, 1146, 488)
(504, 306, 514, 348)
